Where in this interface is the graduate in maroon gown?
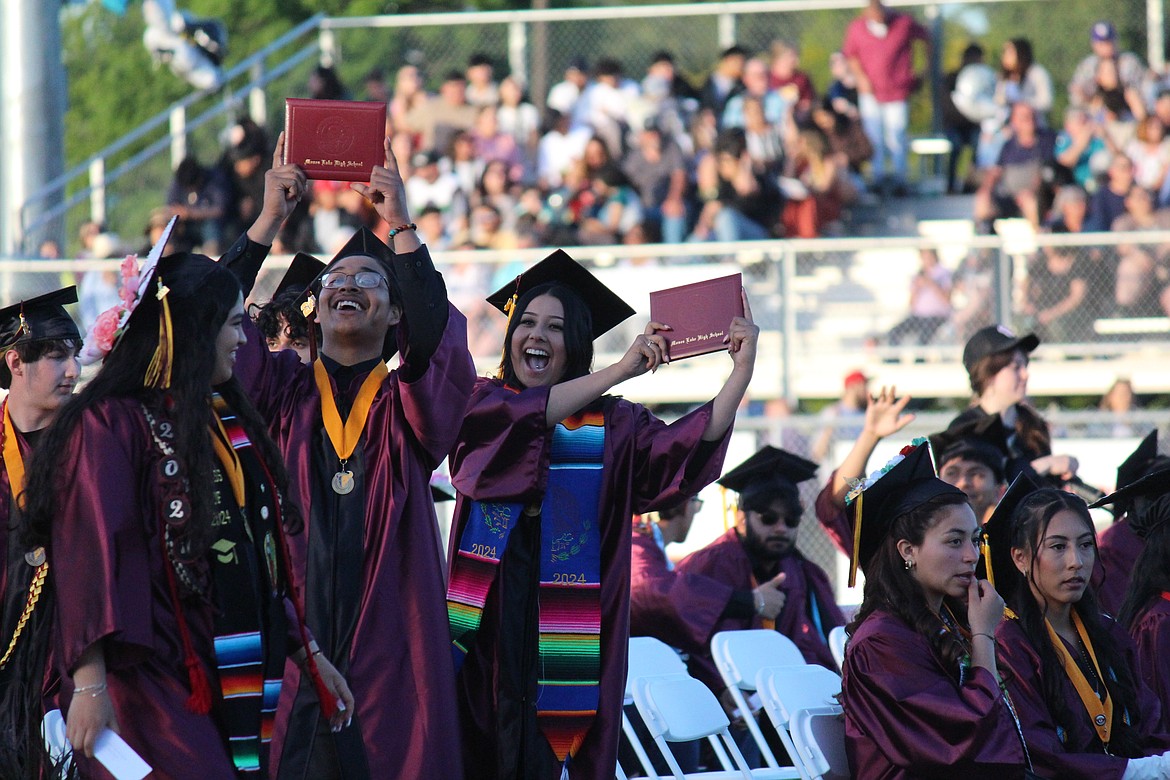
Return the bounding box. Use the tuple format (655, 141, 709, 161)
(1097, 431, 1164, 616)
(1103, 467, 1170, 722)
(840, 441, 1027, 780)
(630, 496, 737, 654)
(225, 137, 475, 778)
(446, 251, 757, 779)
(0, 288, 82, 774)
(679, 446, 844, 687)
(986, 485, 1170, 779)
(22, 231, 351, 779)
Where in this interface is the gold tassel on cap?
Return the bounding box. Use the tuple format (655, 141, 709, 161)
(144, 280, 174, 389)
(982, 540, 995, 588)
(848, 492, 863, 588)
(496, 292, 519, 379)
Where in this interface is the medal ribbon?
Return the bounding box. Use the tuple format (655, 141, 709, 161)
(312, 359, 388, 465)
(2, 401, 27, 510)
(1045, 609, 1113, 746)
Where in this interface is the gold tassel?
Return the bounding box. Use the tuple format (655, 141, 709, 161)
(848, 492, 863, 588)
(720, 485, 732, 531)
(144, 281, 173, 389)
(496, 292, 519, 379)
(982, 540, 995, 588)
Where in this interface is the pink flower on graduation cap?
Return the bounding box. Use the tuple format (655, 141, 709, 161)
(119, 255, 141, 307)
(91, 308, 121, 352)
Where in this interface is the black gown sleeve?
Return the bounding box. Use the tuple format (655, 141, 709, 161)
(219, 233, 272, 297)
(392, 245, 450, 381)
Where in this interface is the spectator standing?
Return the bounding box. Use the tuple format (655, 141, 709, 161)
(942, 43, 988, 194)
(994, 38, 1053, 128)
(887, 248, 954, 346)
(842, 0, 931, 193)
(405, 70, 479, 156)
(1069, 21, 1147, 109)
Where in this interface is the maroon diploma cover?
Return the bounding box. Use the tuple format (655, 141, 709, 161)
(284, 98, 387, 181)
(649, 273, 744, 360)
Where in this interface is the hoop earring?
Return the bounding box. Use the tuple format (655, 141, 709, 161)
(903, 558, 916, 571)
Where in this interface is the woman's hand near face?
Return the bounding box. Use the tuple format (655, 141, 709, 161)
(966, 577, 1005, 637)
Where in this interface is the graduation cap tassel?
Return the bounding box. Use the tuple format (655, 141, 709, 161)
(848, 492, 863, 588)
(496, 292, 519, 380)
(982, 540, 996, 588)
(144, 282, 174, 390)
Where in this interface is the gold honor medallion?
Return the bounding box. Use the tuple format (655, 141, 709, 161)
(332, 469, 355, 495)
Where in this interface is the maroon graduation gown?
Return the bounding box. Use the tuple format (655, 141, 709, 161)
(51, 399, 240, 779)
(1097, 519, 1142, 616)
(235, 297, 474, 779)
(1131, 597, 1170, 719)
(677, 527, 844, 691)
(629, 521, 733, 654)
(841, 609, 1026, 779)
(996, 613, 1170, 779)
(447, 378, 731, 780)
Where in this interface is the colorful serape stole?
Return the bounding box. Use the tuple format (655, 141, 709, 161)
(447, 409, 605, 763)
(209, 394, 284, 774)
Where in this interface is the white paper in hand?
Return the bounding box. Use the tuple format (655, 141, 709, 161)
(41, 709, 152, 780)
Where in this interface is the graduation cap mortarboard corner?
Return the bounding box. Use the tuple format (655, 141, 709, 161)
(717, 446, 818, 494)
(0, 287, 81, 352)
(486, 249, 636, 341)
(1116, 430, 1158, 494)
(1090, 466, 1170, 539)
(845, 439, 966, 587)
(275, 253, 328, 300)
(978, 474, 1040, 600)
(928, 414, 1011, 481)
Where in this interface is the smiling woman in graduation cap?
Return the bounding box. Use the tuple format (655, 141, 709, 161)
(445, 250, 757, 779)
(18, 222, 353, 779)
(839, 439, 1028, 779)
(987, 478, 1170, 779)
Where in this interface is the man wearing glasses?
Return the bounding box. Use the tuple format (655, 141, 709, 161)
(678, 446, 846, 688)
(225, 135, 475, 779)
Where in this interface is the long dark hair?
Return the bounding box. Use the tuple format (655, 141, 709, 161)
(1003, 38, 1035, 80)
(1118, 509, 1170, 632)
(967, 348, 1051, 458)
(498, 281, 595, 389)
(22, 256, 301, 556)
(846, 492, 974, 672)
(1006, 489, 1144, 757)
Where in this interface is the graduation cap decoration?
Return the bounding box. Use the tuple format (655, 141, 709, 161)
(1090, 466, 1170, 539)
(845, 439, 966, 587)
(80, 216, 178, 387)
(486, 249, 636, 341)
(928, 414, 1011, 483)
(978, 473, 1040, 599)
(0, 287, 81, 353)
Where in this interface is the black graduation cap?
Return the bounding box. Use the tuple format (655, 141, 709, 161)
(928, 414, 1011, 483)
(308, 227, 399, 361)
(0, 287, 81, 351)
(1091, 466, 1170, 538)
(978, 473, 1040, 599)
(1117, 430, 1157, 492)
(486, 249, 635, 340)
(717, 446, 818, 493)
(275, 252, 327, 300)
(846, 441, 966, 587)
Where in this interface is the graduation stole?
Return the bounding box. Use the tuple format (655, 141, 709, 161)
(0, 401, 47, 670)
(209, 394, 283, 774)
(1045, 609, 1113, 747)
(447, 409, 605, 762)
(312, 359, 387, 495)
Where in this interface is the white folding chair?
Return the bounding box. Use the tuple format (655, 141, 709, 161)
(789, 706, 848, 780)
(755, 665, 843, 780)
(634, 673, 769, 779)
(826, 626, 847, 673)
(710, 630, 803, 777)
(625, 638, 692, 779)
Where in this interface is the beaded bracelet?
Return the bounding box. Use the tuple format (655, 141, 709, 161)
(388, 223, 417, 240)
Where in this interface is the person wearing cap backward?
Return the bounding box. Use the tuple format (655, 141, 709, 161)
(250, 252, 325, 365)
(19, 230, 354, 779)
(839, 440, 1028, 778)
(222, 134, 475, 778)
(952, 324, 1086, 489)
(1097, 431, 1166, 616)
(0, 287, 82, 774)
(985, 481, 1170, 779)
(679, 446, 844, 690)
(445, 251, 757, 779)
(1109, 465, 1170, 720)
